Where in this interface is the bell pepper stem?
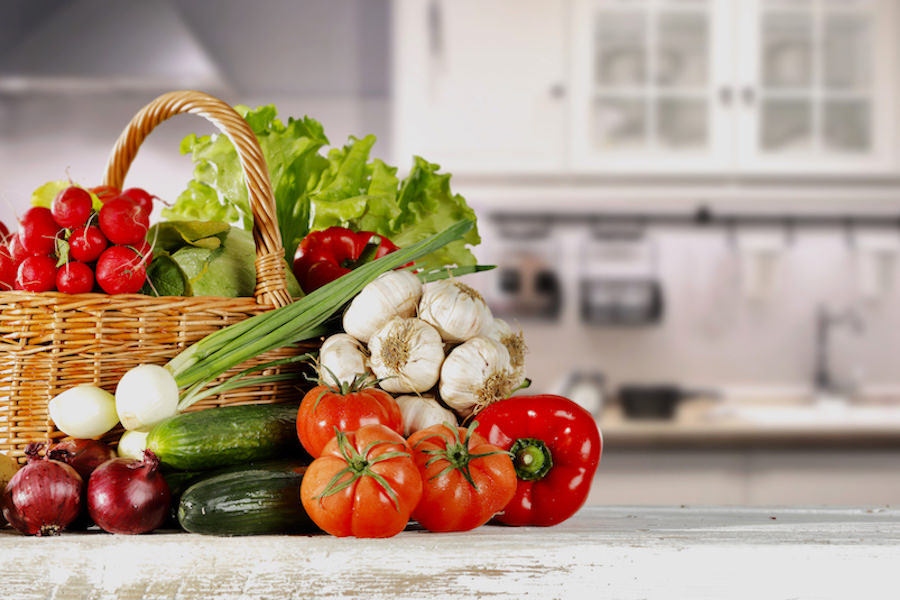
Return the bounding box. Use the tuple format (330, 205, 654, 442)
(509, 438, 553, 481)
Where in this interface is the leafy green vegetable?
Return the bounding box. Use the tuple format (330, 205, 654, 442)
(165, 105, 479, 271)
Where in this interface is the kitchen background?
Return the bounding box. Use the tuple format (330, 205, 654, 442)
(3, 0, 900, 506)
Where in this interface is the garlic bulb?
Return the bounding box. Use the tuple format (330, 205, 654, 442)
(439, 336, 518, 417)
(486, 318, 527, 384)
(419, 279, 493, 343)
(369, 317, 444, 394)
(395, 395, 458, 437)
(343, 270, 422, 343)
(318, 333, 371, 386)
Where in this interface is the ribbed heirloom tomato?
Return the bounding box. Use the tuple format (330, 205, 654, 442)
(300, 424, 422, 538)
(296, 380, 403, 457)
(407, 423, 516, 532)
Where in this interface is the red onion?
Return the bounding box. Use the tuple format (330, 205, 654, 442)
(87, 450, 171, 534)
(48, 439, 116, 480)
(0, 443, 83, 536)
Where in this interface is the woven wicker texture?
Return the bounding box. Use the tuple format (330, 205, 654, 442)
(0, 91, 313, 462)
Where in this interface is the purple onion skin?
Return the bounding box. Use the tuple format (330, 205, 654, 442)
(1, 458, 83, 536)
(49, 439, 116, 481)
(87, 451, 171, 535)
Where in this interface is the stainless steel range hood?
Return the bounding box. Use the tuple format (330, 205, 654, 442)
(0, 0, 230, 94)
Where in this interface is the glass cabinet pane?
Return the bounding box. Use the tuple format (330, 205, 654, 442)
(762, 12, 813, 89)
(592, 98, 647, 149)
(823, 100, 871, 152)
(595, 12, 647, 87)
(656, 11, 708, 87)
(657, 98, 707, 148)
(823, 13, 871, 90)
(760, 99, 812, 152)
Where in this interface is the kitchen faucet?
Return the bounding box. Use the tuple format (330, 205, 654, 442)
(813, 305, 863, 401)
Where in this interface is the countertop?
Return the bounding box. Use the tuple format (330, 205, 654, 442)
(599, 400, 900, 449)
(2, 505, 899, 599)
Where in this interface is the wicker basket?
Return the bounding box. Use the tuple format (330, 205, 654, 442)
(0, 91, 317, 462)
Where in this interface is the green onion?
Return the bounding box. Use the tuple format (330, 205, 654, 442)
(166, 219, 474, 390)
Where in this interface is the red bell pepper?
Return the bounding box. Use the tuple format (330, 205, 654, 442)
(475, 395, 602, 527)
(292, 227, 400, 293)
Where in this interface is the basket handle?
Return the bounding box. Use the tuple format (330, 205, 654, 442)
(102, 90, 291, 308)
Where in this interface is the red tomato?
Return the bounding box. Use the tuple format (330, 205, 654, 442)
(296, 383, 402, 457)
(300, 424, 422, 538)
(407, 423, 516, 532)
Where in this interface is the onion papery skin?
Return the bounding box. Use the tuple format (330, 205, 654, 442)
(87, 451, 171, 535)
(0, 457, 83, 536)
(49, 439, 117, 481)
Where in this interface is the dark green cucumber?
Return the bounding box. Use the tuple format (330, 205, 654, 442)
(177, 465, 318, 536)
(147, 403, 304, 471)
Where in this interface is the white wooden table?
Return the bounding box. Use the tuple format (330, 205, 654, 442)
(2, 506, 898, 600)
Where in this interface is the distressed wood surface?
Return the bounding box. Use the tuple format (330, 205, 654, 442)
(2, 506, 899, 599)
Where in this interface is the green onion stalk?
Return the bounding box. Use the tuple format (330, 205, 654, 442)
(165, 220, 477, 394)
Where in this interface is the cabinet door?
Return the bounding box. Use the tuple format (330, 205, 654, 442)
(569, 0, 735, 173)
(736, 0, 896, 174)
(392, 0, 568, 174)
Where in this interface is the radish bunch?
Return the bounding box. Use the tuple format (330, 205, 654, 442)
(0, 186, 153, 294)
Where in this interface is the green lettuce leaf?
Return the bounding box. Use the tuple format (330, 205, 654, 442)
(169, 104, 479, 271)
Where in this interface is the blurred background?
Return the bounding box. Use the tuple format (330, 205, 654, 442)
(2, 0, 900, 506)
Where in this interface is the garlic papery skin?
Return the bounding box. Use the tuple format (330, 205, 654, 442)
(419, 279, 493, 343)
(486, 318, 527, 383)
(343, 270, 423, 343)
(369, 317, 444, 394)
(439, 336, 517, 418)
(319, 333, 371, 386)
(395, 395, 458, 437)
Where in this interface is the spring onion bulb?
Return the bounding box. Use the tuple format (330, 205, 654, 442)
(115, 364, 179, 431)
(48, 385, 119, 439)
(116, 430, 150, 460)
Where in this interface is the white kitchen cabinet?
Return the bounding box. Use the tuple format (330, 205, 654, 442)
(391, 0, 568, 174)
(571, 0, 898, 174)
(394, 0, 899, 176)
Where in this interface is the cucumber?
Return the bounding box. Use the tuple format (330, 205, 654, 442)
(147, 403, 304, 471)
(177, 464, 318, 536)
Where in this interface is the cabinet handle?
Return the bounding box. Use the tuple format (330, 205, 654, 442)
(719, 86, 733, 106)
(742, 86, 756, 105)
(428, 0, 443, 60)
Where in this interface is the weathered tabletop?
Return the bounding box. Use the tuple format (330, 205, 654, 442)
(2, 505, 898, 600)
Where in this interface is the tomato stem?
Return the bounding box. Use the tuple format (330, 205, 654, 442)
(509, 438, 553, 481)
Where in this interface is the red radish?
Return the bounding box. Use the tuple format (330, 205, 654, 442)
(87, 450, 170, 535)
(51, 186, 93, 229)
(48, 439, 116, 481)
(56, 261, 95, 294)
(18, 207, 60, 255)
(1, 443, 83, 536)
(95, 246, 147, 294)
(121, 188, 154, 215)
(0, 247, 14, 290)
(7, 234, 29, 267)
(133, 239, 153, 264)
(90, 185, 120, 203)
(69, 224, 108, 262)
(99, 196, 149, 245)
(16, 255, 58, 292)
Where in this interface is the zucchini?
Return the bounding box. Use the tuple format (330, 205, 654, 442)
(177, 464, 318, 536)
(147, 403, 304, 471)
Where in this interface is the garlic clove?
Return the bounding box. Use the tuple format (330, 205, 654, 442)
(369, 317, 445, 394)
(318, 333, 371, 387)
(486, 318, 527, 384)
(439, 336, 516, 417)
(394, 394, 457, 437)
(343, 270, 422, 343)
(419, 279, 494, 343)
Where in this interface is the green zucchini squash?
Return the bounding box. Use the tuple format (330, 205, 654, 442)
(177, 464, 317, 536)
(147, 403, 304, 471)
